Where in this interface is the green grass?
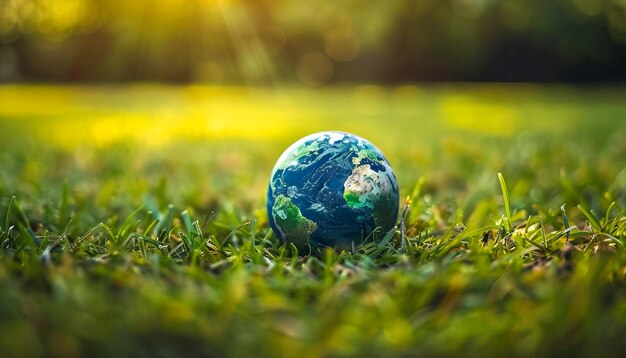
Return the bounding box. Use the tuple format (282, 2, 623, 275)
(1, 84, 626, 357)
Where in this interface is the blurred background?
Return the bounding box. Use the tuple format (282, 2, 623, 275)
(1, 0, 625, 224)
(1, 0, 626, 84)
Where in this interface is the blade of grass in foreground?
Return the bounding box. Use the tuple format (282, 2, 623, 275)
(498, 173, 512, 232)
(577, 204, 602, 231)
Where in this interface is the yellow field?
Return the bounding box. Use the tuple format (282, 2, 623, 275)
(0, 84, 601, 150)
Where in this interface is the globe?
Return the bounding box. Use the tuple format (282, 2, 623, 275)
(267, 131, 400, 251)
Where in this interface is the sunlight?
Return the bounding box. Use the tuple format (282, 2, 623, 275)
(440, 95, 520, 136)
(0, 85, 298, 149)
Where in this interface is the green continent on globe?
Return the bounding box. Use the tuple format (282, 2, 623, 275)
(343, 164, 392, 210)
(275, 140, 321, 171)
(343, 163, 397, 231)
(271, 194, 318, 247)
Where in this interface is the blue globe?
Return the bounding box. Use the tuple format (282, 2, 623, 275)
(267, 131, 400, 251)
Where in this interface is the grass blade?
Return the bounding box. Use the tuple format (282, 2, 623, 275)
(498, 173, 512, 232)
(577, 204, 601, 231)
(3, 196, 16, 241)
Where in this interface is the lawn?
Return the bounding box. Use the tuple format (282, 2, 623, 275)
(0, 84, 626, 357)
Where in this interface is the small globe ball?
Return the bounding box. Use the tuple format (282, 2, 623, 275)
(267, 131, 400, 250)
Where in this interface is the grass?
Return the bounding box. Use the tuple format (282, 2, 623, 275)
(0, 84, 626, 357)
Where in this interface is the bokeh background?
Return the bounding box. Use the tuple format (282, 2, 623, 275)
(1, 0, 626, 84)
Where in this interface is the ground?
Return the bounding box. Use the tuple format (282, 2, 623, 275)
(0, 84, 625, 357)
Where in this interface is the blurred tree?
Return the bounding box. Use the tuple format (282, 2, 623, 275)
(0, 0, 625, 83)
